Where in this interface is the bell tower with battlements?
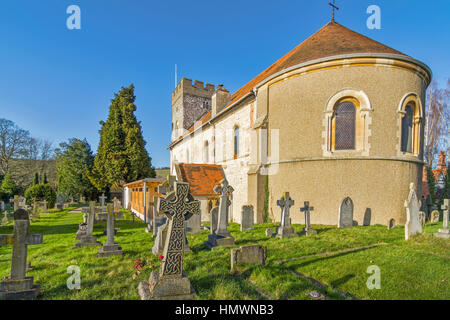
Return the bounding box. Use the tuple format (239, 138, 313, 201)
(172, 78, 215, 141)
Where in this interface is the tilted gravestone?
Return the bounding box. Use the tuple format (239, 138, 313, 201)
(275, 192, 297, 238)
(434, 199, 449, 239)
(230, 245, 266, 272)
(0, 209, 43, 300)
(75, 201, 101, 248)
(138, 182, 199, 300)
(299, 201, 317, 236)
(97, 204, 123, 258)
(430, 210, 440, 223)
(240, 205, 254, 231)
(205, 179, 235, 249)
(404, 183, 422, 240)
(338, 197, 354, 228)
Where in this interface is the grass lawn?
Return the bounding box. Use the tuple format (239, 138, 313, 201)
(0, 207, 448, 300)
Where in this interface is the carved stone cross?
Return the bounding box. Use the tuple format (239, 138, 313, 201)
(0, 209, 43, 281)
(213, 178, 234, 236)
(277, 192, 294, 227)
(99, 193, 107, 211)
(300, 201, 317, 236)
(157, 182, 200, 277)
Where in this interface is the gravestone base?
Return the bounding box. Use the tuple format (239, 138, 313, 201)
(75, 235, 101, 248)
(96, 243, 123, 258)
(434, 228, 450, 239)
(275, 226, 297, 238)
(0, 277, 40, 300)
(299, 227, 317, 236)
(205, 234, 235, 250)
(138, 271, 197, 300)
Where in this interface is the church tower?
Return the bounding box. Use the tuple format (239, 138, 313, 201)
(171, 78, 215, 141)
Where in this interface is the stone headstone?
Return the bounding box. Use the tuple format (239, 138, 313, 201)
(230, 245, 266, 272)
(99, 193, 107, 213)
(1, 211, 9, 225)
(75, 201, 101, 248)
(0, 209, 43, 300)
(97, 204, 123, 258)
(152, 218, 168, 256)
(338, 197, 354, 228)
(113, 197, 123, 219)
(419, 211, 426, 227)
(363, 208, 371, 226)
(430, 210, 440, 223)
(388, 218, 396, 230)
(209, 207, 219, 235)
(265, 228, 274, 237)
(275, 192, 297, 238)
(434, 199, 449, 239)
(0, 201, 5, 211)
(205, 178, 235, 249)
(138, 182, 199, 300)
(240, 205, 254, 231)
(299, 201, 317, 236)
(185, 211, 201, 234)
(404, 183, 422, 240)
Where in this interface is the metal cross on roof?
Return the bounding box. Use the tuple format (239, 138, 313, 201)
(328, 0, 339, 21)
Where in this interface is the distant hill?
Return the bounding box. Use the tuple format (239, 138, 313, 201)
(154, 168, 170, 180)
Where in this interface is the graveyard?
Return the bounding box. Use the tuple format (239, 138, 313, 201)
(0, 202, 448, 300)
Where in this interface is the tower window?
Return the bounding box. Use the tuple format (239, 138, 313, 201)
(234, 126, 239, 158)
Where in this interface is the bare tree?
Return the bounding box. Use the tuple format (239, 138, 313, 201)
(0, 118, 31, 176)
(424, 80, 449, 166)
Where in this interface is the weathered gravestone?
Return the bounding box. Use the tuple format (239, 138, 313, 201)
(404, 183, 422, 240)
(299, 201, 317, 236)
(13, 195, 19, 212)
(138, 182, 199, 300)
(113, 197, 123, 219)
(31, 201, 40, 220)
(430, 210, 440, 223)
(209, 207, 219, 234)
(205, 179, 235, 249)
(388, 218, 396, 230)
(0, 209, 43, 300)
(363, 208, 371, 226)
(275, 192, 297, 238)
(0, 201, 5, 211)
(185, 210, 201, 234)
(240, 205, 254, 231)
(265, 228, 274, 237)
(419, 211, 426, 227)
(1, 211, 8, 225)
(41, 200, 48, 213)
(97, 204, 123, 258)
(434, 199, 449, 239)
(338, 197, 354, 228)
(152, 217, 168, 256)
(230, 245, 267, 272)
(75, 201, 101, 248)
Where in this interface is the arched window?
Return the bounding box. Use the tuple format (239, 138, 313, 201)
(204, 140, 209, 163)
(334, 101, 356, 150)
(401, 104, 413, 153)
(234, 126, 239, 158)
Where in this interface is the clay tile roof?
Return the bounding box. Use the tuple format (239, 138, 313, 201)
(170, 21, 409, 148)
(178, 163, 224, 196)
(229, 20, 407, 106)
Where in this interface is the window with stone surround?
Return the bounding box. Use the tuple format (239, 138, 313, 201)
(397, 94, 422, 156)
(323, 89, 372, 157)
(204, 140, 209, 163)
(234, 126, 239, 159)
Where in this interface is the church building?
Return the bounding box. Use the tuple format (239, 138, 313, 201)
(169, 20, 432, 227)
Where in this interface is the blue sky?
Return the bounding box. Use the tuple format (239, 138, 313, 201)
(0, 0, 448, 168)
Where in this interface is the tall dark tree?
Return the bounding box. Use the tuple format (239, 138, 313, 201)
(33, 172, 39, 185)
(0, 172, 17, 201)
(56, 138, 96, 199)
(91, 85, 154, 190)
